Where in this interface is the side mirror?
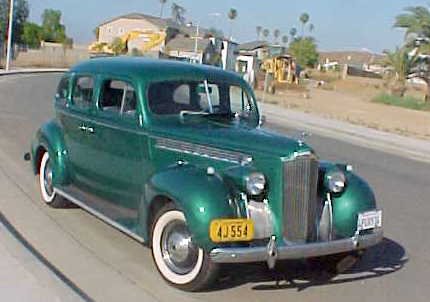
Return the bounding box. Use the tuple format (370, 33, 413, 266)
(259, 115, 266, 127)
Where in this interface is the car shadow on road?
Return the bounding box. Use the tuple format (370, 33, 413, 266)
(212, 238, 407, 292)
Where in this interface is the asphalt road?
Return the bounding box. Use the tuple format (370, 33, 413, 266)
(0, 73, 429, 301)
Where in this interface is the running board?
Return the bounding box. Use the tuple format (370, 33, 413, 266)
(55, 188, 145, 243)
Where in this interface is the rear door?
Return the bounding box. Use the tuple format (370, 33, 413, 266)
(60, 74, 97, 187)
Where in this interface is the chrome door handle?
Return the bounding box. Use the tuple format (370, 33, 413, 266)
(78, 125, 95, 134)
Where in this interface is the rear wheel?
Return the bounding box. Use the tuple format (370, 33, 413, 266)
(151, 204, 218, 291)
(38, 151, 70, 208)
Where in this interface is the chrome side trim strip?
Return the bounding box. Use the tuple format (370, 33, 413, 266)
(210, 228, 383, 263)
(55, 188, 145, 243)
(155, 137, 252, 164)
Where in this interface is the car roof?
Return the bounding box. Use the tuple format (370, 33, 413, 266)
(70, 57, 245, 85)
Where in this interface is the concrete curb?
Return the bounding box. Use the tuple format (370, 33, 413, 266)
(0, 68, 68, 76)
(260, 102, 430, 163)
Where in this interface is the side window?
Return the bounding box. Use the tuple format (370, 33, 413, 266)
(230, 86, 252, 115)
(99, 79, 137, 117)
(173, 84, 190, 105)
(72, 76, 94, 110)
(56, 76, 70, 105)
(197, 83, 220, 112)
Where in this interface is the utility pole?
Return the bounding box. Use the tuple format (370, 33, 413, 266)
(5, 0, 15, 71)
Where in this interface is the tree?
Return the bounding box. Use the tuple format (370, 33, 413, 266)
(256, 25, 262, 40)
(395, 6, 430, 41)
(0, 0, 29, 46)
(273, 29, 280, 44)
(159, 0, 167, 18)
(227, 8, 238, 39)
(41, 9, 66, 43)
(394, 5, 430, 101)
(289, 37, 319, 67)
(289, 27, 297, 41)
(171, 2, 186, 25)
(110, 37, 126, 55)
(383, 48, 417, 97)
(299, 12, 310, 36)
(309, 23, 315, 33)
(206, 27, 224, 39)
(262, 28, 270, 41)
(22, 22, 42, 48)
(281, 35, 288, 46)
(93, 27, 100, 40)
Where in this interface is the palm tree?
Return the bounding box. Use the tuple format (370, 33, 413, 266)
(262, 28, 270, 41)
(395, 6, 430, 41)
(309, 23, 315, 33)
(228, 8, 238, 39)
(299, 12, 310, 36)
(171, 2, 186, 25)
(281, 35, 288, 46)
(159, 0, 167, 18)
(383, 48, 417, 97)
(256, 26, 262, 40)
(273, 29, 281, 44)
(394, 6, 430, 101)
(289, 27, 297, 41)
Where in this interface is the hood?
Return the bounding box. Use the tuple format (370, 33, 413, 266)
(149, 117, 313, 159)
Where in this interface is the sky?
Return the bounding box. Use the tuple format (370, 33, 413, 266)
(27, 0, 429, 53)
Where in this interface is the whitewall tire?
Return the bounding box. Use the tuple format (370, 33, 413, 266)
(151, 205, 218, 291)
(38, 151, 69, 208)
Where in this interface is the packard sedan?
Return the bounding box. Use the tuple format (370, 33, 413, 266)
(30, 57, 382, 291)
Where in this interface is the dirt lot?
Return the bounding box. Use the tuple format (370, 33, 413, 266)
(256, 76, 430, 140)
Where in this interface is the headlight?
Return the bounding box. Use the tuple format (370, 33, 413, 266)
(325, 170, 346, 193)
(246, 172, 266, 195)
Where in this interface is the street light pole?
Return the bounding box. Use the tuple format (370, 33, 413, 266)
(5, 0, 15, 71)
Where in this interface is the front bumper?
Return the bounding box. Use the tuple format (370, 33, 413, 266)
(209, 228, 383, 265)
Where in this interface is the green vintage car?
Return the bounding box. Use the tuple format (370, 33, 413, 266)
(30, 57, 382, 291)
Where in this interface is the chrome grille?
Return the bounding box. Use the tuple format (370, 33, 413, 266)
(283, 155, 319, 242)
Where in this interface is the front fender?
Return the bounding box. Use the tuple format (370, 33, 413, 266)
(31, 119, 70, 186)
(332, 172, 377, 237)
(143, 164, 237, 250)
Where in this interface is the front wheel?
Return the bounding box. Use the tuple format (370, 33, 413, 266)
(151, 205, 218, 291)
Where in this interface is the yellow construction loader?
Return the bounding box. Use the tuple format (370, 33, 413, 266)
(89, 30, 166, 55)
(260, 54, 295, 84)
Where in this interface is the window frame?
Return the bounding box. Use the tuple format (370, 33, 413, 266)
(55, 74, 71, 106)
(70, 74, 96, 113)
(96, 76, 140, 122)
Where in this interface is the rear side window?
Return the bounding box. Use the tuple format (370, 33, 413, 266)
(99, 79, 137, 117)
(72, 76, 94, 110)
(56, 76, 70, 105)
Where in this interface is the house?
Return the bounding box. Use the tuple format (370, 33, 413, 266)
(238, 40, 270, 60)
(93, 12, 237, 70)
(319, 51, 386, 72)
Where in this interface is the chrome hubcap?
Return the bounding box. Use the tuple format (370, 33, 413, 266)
(161, 220, 199, 275)
(43, 158, 54, 196)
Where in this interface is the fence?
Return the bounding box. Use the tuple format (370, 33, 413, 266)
(2, 45, 90, 68)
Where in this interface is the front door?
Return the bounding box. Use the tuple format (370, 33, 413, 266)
(85, 77, 148, 229)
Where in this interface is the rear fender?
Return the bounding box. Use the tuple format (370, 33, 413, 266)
(31, 120, 70, 186)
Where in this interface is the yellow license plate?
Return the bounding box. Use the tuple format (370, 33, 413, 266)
(210, 219, 254, 243)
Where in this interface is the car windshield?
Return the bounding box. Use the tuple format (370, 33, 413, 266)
(148, 80, 259, 126)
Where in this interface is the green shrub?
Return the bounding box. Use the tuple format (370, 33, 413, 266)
(373, 93, 430, 111)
